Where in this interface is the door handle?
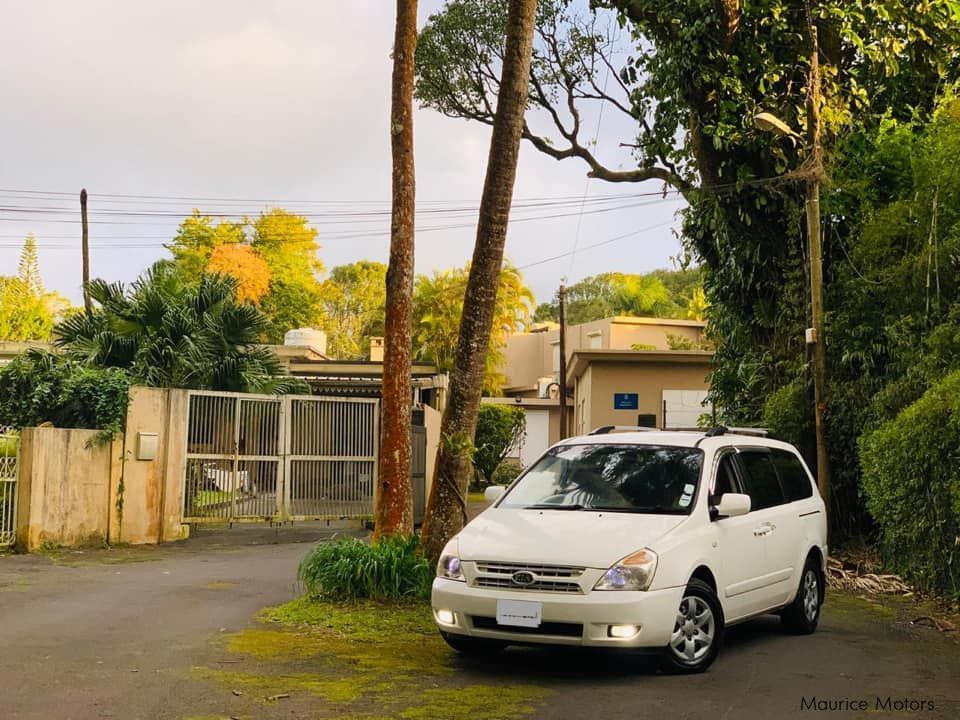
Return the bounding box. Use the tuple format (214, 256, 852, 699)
(753, 523, 775, 536)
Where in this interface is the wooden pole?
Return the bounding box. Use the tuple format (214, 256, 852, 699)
(805, 14, 831, 527)
(558, 283, 568, 439)
(81, 188, 91, 313)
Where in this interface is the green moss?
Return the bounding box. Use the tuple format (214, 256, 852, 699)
(204, 581, 237, 591)
(194, 597, 551, 719)
(398, 685, 550, 720)
(258, 597, 435, 641)
(193, 668, 397, 704)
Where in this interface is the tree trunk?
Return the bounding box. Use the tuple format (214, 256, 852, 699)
(419, 0, 538, 562)
(375, 0, 418, 539)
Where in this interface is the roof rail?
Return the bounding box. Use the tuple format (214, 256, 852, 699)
(702, 425, 770, 438)
(589, 425, 660, 435)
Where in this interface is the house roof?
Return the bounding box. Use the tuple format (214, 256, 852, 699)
(566, 349, 714, 384)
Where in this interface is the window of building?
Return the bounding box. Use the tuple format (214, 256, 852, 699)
(587, 331, 602, 349)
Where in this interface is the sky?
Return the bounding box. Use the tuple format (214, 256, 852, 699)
(0, 1, 687, 308)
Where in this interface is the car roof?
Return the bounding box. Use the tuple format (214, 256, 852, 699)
(555, 430, 801, 454)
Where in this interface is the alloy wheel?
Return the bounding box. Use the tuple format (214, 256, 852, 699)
(669, 595, 715, 664)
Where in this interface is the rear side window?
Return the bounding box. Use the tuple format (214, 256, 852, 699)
(771, 450, 814, 502)
(737, 450, 785, 511)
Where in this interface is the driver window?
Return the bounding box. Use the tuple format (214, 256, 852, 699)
(710, 455, 738, 504)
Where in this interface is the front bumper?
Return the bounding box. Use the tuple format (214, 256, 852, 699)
(432, 577, 683, 648)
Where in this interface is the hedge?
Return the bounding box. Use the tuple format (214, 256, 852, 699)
(859, 370, 960, 599)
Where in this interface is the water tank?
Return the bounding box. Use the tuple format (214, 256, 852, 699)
(283, 328, 327, 356)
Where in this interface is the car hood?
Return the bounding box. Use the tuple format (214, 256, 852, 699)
(456, 508, 686, 568)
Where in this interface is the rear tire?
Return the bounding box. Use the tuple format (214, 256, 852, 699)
(781, 556, 823, 634)
(660, 578, 724, 674)
(440, 631, 506, 656)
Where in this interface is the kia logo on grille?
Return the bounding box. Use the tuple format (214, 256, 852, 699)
(511, 571, 535, 586)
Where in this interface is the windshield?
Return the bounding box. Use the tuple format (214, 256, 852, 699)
(499, 444, 704, 515)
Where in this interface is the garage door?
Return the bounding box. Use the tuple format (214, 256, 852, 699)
(519, 409, 550, 467)
(662, 390, 712, 430)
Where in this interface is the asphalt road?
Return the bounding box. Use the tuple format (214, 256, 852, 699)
(1, 528, 958, 720)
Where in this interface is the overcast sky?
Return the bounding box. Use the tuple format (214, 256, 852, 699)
(0, 1, 686, 307)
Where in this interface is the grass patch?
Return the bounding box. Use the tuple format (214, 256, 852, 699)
(399, 685, 550, 720)
(467, 492, 488, 503)
(299, 535, 433, 602)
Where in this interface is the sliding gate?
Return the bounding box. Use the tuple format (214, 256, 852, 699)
(183, 392, 378, 523)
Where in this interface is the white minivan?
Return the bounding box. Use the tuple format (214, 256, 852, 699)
(431, 427, 827, 673)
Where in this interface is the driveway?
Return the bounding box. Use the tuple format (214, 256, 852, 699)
(1, 530, 958, 720)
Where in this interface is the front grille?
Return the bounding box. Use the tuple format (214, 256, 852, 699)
(475, 562, 585, 578)
(472, 561, 586, 593)
(475, 577, 581, 593)
(471, 615, 583, 638)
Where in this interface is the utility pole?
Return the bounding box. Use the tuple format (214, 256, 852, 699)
(557, 282, 568, 439)
(804, 10, 831, 523)
(80, 188, 91, 313)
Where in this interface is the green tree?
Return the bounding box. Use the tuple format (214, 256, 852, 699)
(53, 262, 306, 394)
(0, 235, 71, 341)
(534, 268, 702, 324)
(168, 209, 326, 342)
(413, 263, 534, 393)
(473, 403, 526, 485)
(318, 261, 388, 360)
(416, 0, 958, 539)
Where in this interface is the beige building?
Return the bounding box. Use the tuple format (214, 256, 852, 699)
(490, 317, 713, 464)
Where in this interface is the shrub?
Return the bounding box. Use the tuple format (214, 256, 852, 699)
(298, 535, 433, 602)
(0, 351, 130, 433)
(473, 404, 525, 485)
(859, 370, 960, 599)
(491, 459, 524, 486)
(761, 378, 810, 449)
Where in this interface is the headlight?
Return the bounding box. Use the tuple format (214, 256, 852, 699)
(593, 549, 658, 591)
(437, 538, 464, 581)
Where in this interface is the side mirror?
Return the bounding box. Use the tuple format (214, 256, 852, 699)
(712, 493, 751, 519)
(483, 485, 506, 503)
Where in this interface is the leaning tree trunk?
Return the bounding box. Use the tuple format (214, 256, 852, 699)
(419, 0, 538, 562)
(375, 0, 418, 539)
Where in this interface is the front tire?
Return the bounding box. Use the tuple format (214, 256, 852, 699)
(781, 557, 823, 634)
(440, 631, 506, 656)
(660, 578, 723, 674)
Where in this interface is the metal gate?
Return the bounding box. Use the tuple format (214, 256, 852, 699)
(183, 392, 378, 523)
(1, 425, 19, 548)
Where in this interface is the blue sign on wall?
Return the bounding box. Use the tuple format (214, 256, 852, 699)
(613, 393, 639, 410)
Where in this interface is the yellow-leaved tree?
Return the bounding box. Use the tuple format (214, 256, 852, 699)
(207, 244, 271, 305)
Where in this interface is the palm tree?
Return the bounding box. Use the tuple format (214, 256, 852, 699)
(376, 0, 419, 539)
(54, 262, 306, 394)
(612, 275, 672, 317)
(420, 0, 539, 563)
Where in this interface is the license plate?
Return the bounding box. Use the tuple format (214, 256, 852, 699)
(496, 599, 542, 628)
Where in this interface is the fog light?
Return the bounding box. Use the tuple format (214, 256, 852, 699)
(608, 624, 639, 639)
(435, 609, 456, 625)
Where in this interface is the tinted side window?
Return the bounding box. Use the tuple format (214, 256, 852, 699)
(737, 451, 785, 511)
(772, 450, 813, 502)
(710, 455, 738, 504)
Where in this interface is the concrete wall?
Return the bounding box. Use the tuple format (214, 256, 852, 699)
(423, 404, 442, 500)
(115, 387, 189, 544)
(574, 361, 711, 432)
(16, 428, 122, 551)
(15, 387, 189, 551)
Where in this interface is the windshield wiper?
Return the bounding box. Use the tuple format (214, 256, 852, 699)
(592, 505, 686, 514)
(523, 503, 585, 511)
